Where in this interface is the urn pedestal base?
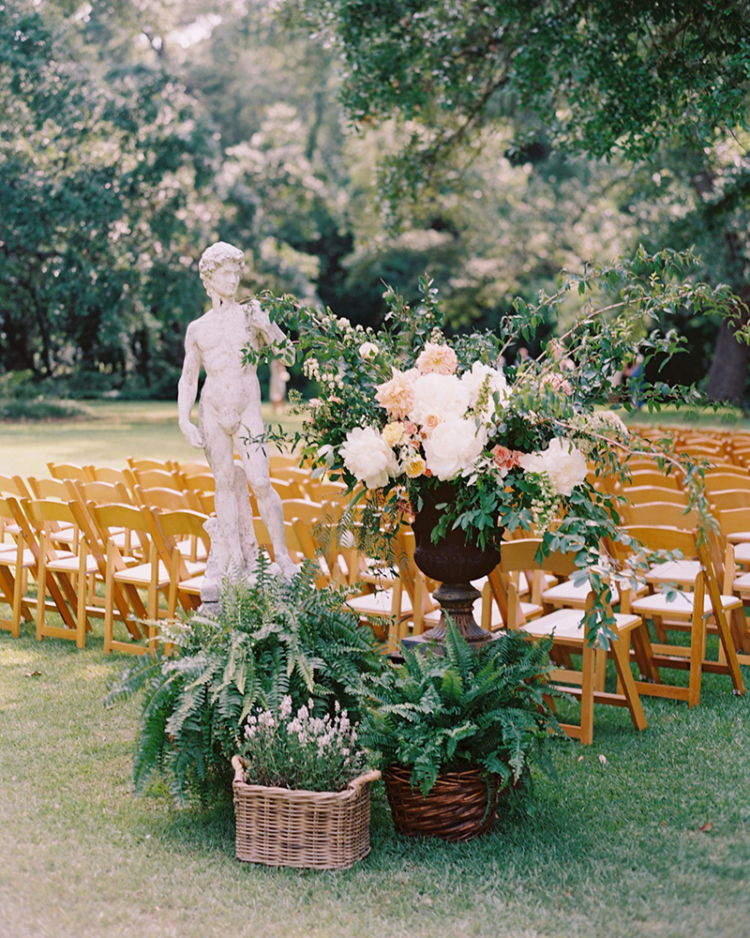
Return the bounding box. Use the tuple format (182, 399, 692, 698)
(405, 483, 501, 651)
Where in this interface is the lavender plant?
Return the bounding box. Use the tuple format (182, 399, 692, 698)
(240, 696, 367, 792)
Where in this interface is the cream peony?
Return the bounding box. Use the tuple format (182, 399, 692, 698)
(340, 426, 399, 489)
(518, 437, 588, 496)
(423, 418, 487, 481)
(375, 368, 419, 419)
(416, 341, 458, 375)
(410, 373, 470, 426)
(461, 361, 509, 412)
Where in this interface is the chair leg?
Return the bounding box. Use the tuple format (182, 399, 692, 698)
(36, 535, 46, 642)
(579, 643, 595, 746)
(611, 632, 648, 731)
(688, 610, 706, 709)
(76, 543, 87, 649)
(104, 550, 114, 655)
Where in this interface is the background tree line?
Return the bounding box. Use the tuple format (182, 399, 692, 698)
(1, 0, 749, 403)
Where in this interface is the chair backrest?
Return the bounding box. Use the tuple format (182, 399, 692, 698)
(717, 507, 750, 539)
(127, 457, 173, 472)
(627, 470, 682, 491)
(183, 473, 216, 494)
(281, 499, 324, 524)
(270, 477, 302, 500)
(269, 452, 303, 471)
(24, 497, 78, 533)
(47, 462, 91, 483)
(625, 501, 700, 528)
(132, 468, 183, 491)
(28, 476, 71, 501)
(621, 485, 688, 507)
(0, 474, 30, 499)
(621, 524, 699, 557)
(171, 461, 210, 478)
(86, 466, 133, 488)
(75, 479, 132, 507)
(709, 489, 750, 512)
(144, 506, 210, 585)
(705, 472, 750, 493)
(134, 485, 196, 512)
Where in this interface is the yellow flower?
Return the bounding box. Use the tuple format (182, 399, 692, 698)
(382, 421, 405, 447)
(403, 454, 426, 479)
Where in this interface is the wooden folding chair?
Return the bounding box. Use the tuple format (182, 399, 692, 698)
(626, 470, 683, 491)
(616, 525, 745, 708)
(143, 508, 210, 619)
(87, 503, 170, 656)
(496, 539, 649, 745)
(24, 498, 99, 648)
(0, 497, 35, 636)
(710, 489, 750, 512)
(0, 475, 31, 545)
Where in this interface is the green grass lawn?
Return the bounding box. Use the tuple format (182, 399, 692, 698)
(1, 401, 304, 479)
(2, 622, 750, 938)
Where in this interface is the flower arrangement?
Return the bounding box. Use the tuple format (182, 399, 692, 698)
(241, 695, 367, 792)
(260, 249, 738, 641)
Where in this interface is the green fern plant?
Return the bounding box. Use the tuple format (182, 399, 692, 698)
(105, 559, 385, 807)
(360, 621, 562, 796)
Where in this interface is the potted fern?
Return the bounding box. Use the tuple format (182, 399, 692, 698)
(232, 696, 380, 869)
(105, 561, 384, 807)
(361, 622, 560, 841)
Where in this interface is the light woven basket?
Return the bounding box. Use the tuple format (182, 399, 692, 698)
(231, 756, 381, 870)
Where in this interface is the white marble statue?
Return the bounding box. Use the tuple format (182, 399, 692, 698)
(178, 241, 298, 605)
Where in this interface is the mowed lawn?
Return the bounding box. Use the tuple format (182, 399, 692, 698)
(2, 629, 750, 938)
(1, 401, 304, 478)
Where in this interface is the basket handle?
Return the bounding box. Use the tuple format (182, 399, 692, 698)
(347, 769, 381, 793)
(231, 755, 247, 784)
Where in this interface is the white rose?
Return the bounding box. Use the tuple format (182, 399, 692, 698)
(358, 341, 379, 360)
(423, 418, 487, 481)
(339, 426, 399, 489)
(461, 361, 509, 412)
(410, 373, 470, 425)
(519, 437, 588, 496)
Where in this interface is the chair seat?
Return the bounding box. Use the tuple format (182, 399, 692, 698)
(47, 553, 99, 575)
(727, 531, 750, 545)
(734, 542, 750, 564)
(346, 588, 413, 617)
(0, 547, 50, 569)
(632, 589, 742, 618)
(176, 574, 204, 594)
(521, 609, 642, 642)
(177, 539, 209, 561)
(645, 559, 701, 587)
(114, 561, 171, 589)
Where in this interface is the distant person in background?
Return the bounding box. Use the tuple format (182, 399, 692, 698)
(623, 355, 645, 408)
(269, 358, 290, 414)
(516, 347, 531, 366)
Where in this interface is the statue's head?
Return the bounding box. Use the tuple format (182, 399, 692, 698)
(199, 241, 245, 300)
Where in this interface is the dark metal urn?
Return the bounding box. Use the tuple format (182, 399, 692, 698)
(407, 482, 501, 647)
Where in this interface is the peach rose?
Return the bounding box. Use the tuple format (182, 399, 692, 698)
(375, 368, 419, 419)
(416, 342, 458, 375)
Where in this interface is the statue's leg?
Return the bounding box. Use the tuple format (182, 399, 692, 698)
(234, 463, 259, 570)
(204, 423, 251, 583)
(234, 412, 299, 579)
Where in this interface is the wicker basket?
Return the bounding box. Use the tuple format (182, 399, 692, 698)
(231, 756, 381, 870)
(383, 764, 499, 842)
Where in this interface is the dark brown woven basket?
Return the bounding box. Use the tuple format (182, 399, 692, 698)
(232, 756, 380, 870)
(383, 764, 499, 842)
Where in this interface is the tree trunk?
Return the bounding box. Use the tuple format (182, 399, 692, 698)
(706, 295, 750, 404)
